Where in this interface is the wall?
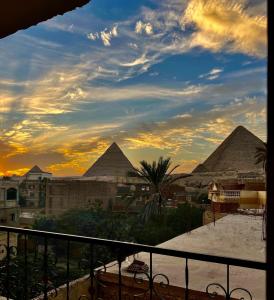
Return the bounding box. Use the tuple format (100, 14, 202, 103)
(0, 179, 20, 226)
(258, 191, 266, 206)
(19, 179, 43, 208)
(45, 180, 117, 216)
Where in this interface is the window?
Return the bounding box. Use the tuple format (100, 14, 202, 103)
(6, 188, 17, 200)
(10, 213, 16, 222)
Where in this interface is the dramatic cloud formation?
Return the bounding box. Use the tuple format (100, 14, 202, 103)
(181, 0, 267, 57)
(87, 25, 118, 46)
(0, 0, 266, 176)
(135, 21, 154, 35)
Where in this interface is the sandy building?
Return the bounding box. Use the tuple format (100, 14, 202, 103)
(208, 179, 266, 212)
(0, 178, 20, 226)
(18, 165, 52, 208)
(45, 179, 118, 216)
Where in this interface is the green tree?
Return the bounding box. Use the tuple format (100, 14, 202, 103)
(255, 142, 267, 173)
(129, 157, 191, 221)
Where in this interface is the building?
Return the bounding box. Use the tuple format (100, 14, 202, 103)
(208, 179, 266, 213)
(18, 165, 52, 208)
(0, 179, 20, 260)
(45, 179, 118, 216)
(23, 165, 52, 180)
(0, 178, 20, 226)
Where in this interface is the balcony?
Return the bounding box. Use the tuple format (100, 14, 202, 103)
(0, 215, 266, 300)
(0, 200, 18, 208)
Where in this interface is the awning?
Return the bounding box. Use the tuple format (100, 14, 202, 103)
(0, 0, 91, 39)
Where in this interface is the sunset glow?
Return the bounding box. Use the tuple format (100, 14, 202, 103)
(0, 0, 266, 176)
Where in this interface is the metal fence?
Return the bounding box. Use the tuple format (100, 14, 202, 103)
(0, 225, 266, 300)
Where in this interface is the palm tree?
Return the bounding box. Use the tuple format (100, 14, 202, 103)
(255, 142, 267, 173)
(129, 157, 191, 221)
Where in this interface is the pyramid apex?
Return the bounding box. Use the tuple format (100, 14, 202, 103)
(234, 125, 249, 132)
(83, 142, 134, 177)
(109, 142, 120, 148)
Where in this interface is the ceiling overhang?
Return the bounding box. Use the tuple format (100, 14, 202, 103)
(0, 0, 91, 39)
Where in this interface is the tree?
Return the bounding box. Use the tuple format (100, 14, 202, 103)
(255, 142, 267, 173)
(129, 157, 191, 221)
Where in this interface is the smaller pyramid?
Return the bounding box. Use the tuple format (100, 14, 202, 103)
(83, 142, 135, 177)
(192, 126, 265, 173)
(24, 165, 44, 176)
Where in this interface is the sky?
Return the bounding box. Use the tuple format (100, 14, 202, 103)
(0, 0, 267, 176)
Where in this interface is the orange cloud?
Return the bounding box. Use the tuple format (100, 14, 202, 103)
(181, 0, 266, 57)
(0, 168, 29, 177)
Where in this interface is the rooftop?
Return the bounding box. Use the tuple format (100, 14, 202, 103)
(106, 214, 266, 299)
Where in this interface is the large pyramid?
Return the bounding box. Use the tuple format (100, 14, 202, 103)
(192, 126, 265, 173)
(83, 142, 135, 177)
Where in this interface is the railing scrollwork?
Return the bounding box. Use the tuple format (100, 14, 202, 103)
(0, 225, 266, 300)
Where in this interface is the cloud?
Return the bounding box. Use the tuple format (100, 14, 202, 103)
(87, 25, 118, 46)
(199, 68, 223, 80)
(0, 0, 266, 176)
(173, 113, 192, 119)
(135, 21, 154, 35)
(100, 30, 112, 46)
(121, 53, 149, 67)
(111, 25, 118, 37)
(128, 43, 138, 49)
(124, 133, 177, 151)
(0, 95, 266, 176)
(181, 0, 267, 57)
(87, 32, 99, 41)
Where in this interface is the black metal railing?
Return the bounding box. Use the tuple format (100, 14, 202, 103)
(0, 225, 266, 300)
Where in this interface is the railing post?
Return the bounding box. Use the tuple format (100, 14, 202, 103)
(89, 243, 94, 300)
(43, 237, 48, 300)
(185, 258, 189, 300)
(149, 252, 153, 300)
(226, 264, 230, 300)
(6, 231, 10, 300)
(66, 240, 70, 300)
(118, 252, 122, 300)
(24, 234, 28, 300)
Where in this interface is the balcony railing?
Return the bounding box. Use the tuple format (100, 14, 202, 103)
(0, 225, 266, 300)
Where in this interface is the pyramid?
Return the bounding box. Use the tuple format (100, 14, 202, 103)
(192, 126, 265, 173)
(24, 165, 44, 176)
(83, 142, 135, 177)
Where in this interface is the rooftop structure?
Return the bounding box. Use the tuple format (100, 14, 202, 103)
(23, 165, 52, 180)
